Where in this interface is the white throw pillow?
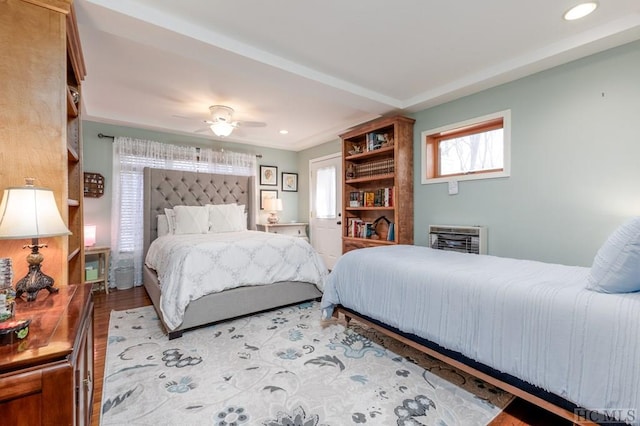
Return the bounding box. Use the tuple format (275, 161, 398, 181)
(173, 205, 210, 234)
(164, 208, 176, 234)
(208, 203, 246, 233)
(587, 217, 640, 293)
(157, 214, 170, 237)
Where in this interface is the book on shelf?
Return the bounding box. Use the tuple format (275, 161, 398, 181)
(349, 191, 360, 207)
(347, 218, 361, 238)
(387, 222, 395, 241)
(365, 132, 388, 152)
(363, 191, 375, 207)
(352, 158, 394, 179)
(384, 187, 393, 207)
(349, 188, 393, 208)
(346, 217, 377, 239)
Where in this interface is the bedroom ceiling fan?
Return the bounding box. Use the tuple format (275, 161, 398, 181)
(204, 105, 266, 137)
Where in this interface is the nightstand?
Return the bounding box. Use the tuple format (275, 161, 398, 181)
(85, 246, 110, 293)
(257, 223, 309, 242)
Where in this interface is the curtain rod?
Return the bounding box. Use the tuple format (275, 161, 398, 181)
(97, 133, 262, 158)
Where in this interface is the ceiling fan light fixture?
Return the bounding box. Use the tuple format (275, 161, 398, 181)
(563, 2, 598, 20)
(210, 121, 234, 137)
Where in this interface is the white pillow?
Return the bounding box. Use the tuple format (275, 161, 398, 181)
(157, 214, 170, 237)
(208, 203, 247, 233)
(164, 208, 176, 234)
(173, 205, 210, 234)
(587, 217, 640, 293)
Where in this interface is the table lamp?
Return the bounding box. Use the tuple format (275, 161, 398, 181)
(263, 198, 283, 224)
(0, 178, 71, 301)
(84, 225, 96, 247)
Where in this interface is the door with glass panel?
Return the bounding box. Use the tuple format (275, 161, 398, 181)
(309, 153, 342, 270)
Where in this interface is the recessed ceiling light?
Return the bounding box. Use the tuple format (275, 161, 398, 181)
(563, 2, 598, 21)
(279, 130, 289, 135)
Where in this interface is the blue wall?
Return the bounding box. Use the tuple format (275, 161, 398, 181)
(84, 40, 640, 266)
(410, 40, 640, 266)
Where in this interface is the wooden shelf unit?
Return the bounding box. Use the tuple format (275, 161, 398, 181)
(85, 246, 111, 294)
(66, 5, 87, 285)
(340, 115, 415, 253)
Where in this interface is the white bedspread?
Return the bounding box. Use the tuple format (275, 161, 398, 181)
(146, 231, 327, 330)
(321, 245, 640, 423)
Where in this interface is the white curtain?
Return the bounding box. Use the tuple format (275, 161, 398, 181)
(197, 148, 256, 176)
(110, 137, 197, 288)
(110, 138, 257, 289)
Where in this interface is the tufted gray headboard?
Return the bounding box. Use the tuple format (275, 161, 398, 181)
(143, 167, 256, 255)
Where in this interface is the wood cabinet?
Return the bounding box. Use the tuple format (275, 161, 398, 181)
(0, 285, 94, 426)
(257, 223, 309, 241)
(67, 5, 87, 285)
(341, 115, 415, 253)
(0, 0, 85, 287)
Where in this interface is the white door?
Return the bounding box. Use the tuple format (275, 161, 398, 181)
(309, 153, 342, 270)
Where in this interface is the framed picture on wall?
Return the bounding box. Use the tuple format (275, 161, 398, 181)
(260, 165, 278, 186)
(281, 172, 298, 192)
(260, 189, 278, 209)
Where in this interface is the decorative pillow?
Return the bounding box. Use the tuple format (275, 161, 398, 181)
(164, 208, 176, 234)
(157, 214, 170, 237)
(208, 203, 247, 233)
(173, 205, 210, 234)
(587, 217, 640, 293)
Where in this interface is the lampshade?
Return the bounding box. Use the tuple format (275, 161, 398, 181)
(0, 183, 70, 239)
(84, 225, 96, 247)
(263, 198, 283, 212)
(210, 121, 234, 137)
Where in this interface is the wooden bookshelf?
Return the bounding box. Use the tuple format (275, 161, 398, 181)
(66, 5, 87, 284)
(340, 115, 415, 253)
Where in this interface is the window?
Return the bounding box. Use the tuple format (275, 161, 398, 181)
(421, 110, 510, 184)
(315, 165, 336, 219)
(110, 137, 256, 287)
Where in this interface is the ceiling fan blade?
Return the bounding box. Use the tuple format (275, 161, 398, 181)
(194, 126, 210, 133)
(172, 114, 204, 121)
(236, 120, 267, 128)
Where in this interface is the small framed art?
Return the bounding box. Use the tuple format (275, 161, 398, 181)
(260, 189, 278, 209)
(281, 172, 298, 192)
(260, 165, 278, 186)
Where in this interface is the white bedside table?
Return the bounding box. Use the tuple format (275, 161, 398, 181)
(257, 222, 309, 242)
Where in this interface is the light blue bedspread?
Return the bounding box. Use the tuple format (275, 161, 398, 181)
(321, 245, 640, 423)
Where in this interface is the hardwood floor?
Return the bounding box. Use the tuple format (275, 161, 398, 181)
(90, 287, 571, 426)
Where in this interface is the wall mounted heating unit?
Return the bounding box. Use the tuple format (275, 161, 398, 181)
(429, 225, 487, 255)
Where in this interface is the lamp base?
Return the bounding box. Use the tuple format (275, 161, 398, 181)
(15, 241, 58, 302)
(15, 265, 58, 302)
(267, 213, 279, 224)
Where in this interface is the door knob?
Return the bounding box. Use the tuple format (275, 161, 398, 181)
(336, 221, 342, 225)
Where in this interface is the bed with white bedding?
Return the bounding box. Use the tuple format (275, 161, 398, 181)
(143, 167, 327, 339)
(146, 231, 327, 330)
(321, 218, 640, 425)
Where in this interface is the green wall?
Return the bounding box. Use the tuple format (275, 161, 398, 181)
(83, 121, 301, 246)
(84, 39, 640, 266)
(410, 39, 640, 266)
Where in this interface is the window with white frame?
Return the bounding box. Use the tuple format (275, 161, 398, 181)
(315, 165, 336, 219)
(421, 110, 511, 184)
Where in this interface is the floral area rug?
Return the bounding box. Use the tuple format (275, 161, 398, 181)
(101, 302, 514, 425)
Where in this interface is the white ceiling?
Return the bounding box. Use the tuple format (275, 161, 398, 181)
(75, 0, 640, 152)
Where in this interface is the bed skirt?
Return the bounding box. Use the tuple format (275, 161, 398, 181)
(144, 265, 322, 339)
